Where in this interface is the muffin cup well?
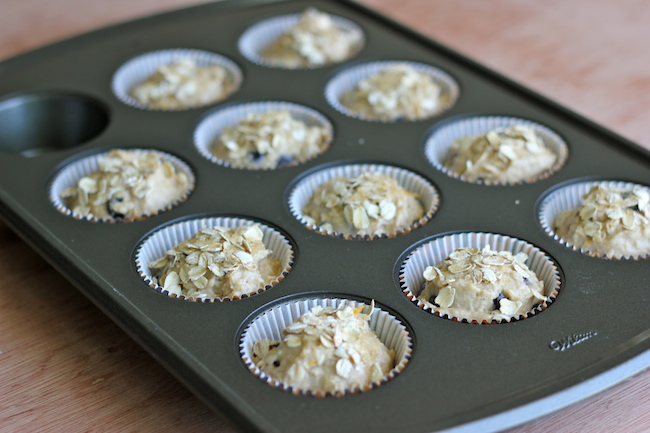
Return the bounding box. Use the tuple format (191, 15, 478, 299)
(399, 232, 561, 324)
(424, 115, 568, 185)
(194, 101, 333, 170)
(238, 11, 364, 69)
(324, 60, 459, 123)
(49, 148, 195, 223)
(539, 179, 650, 260)
(288, 163, 439, 240)
(239, 296, 412, 397)
(111, 49, 243, 111)
(135, 216, 294, 301)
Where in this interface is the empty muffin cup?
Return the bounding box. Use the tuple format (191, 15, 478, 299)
(239, 296, 412, 397)
(0, 92, 109, 157)
(399, 232, 561, 324)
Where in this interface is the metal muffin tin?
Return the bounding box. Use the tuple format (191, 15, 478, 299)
(1, 0, 649, 432)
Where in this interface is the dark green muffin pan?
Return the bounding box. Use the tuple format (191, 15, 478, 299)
(1, 1, 649, 432)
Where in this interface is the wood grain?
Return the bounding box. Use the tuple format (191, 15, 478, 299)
(1, 1, 649, 432)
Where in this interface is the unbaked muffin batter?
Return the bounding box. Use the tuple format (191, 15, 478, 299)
(444, 124, 556, 183)
(148, 225, 282, 299)
(130, 58, 235, 110)
(252, 303, 394, 394)
(418, 245, 547, 322)
(301, 171, 424, 237)
(261, 8, 363, 68)
(211, 110, 331, 169)
(61, 149, 190, 220)
(553, 185, 650, 258)
(339, 63, 443, 121)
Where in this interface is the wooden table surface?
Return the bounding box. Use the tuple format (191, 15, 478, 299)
(1, 0, 649, 432)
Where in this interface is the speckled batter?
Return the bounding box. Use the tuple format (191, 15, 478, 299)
(339, 63, 443, 121)
(252, 303, 394, 394)
(418, 245, 546, 322)
(553, 185, 650, 258)
(148, 225, 282, 299)
(210, 110, 331, 169)
(261, 8, 363, 68)
(301, 171, 424, 237)
(444, 125, 557, 183)
(130, 58, 235, 110)
(61, 149, 190, 220)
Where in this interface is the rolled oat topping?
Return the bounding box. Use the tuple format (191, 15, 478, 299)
(60, 149, 190, 220)
(444, 125, 557, 183)
(148, 225, 282, 299)
(211, 110, 331, 169)
(418, 245, 546, 322)
(130, 58, 235, 110)
(553, 185, 650, 258)
(261, 8, 363, 68)
(301, 171, 424, 236)
(252, 303, 394, 394)
(339, 63, 443, 121)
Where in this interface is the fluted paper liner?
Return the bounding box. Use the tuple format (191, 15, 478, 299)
(238, 12, 364, 69)
(539, 179, 650, 259)
(135, 216, 294, 301)
(49, 148, 195, 223)
(288, 163, 439, 240)
(239, 297, 412, 397)
(194, 101, 333, 170)
(400, 232, 561, 324)
(112, 48, 242, 110)
(324, 60, 459, 122)
(425, 115, 568, 185)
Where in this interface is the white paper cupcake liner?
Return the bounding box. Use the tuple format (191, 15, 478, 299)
(194, 101, 333, 170)
(539, 179, 650, 259)
(238, 12, 364, 69)
(399, 232, 561, 324)
(135, 216, 294, 301)
(288, 163, 439, 240)
(49, 148, 195, 223)
(239, 296, 412, 397)
(111, 49, 243, 110)
(324, 60, 459, 122)
(424, 115, 568, 185)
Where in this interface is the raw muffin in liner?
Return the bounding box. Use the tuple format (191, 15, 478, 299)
(288, 163, 439, 240)
(425, 115, 568, 185)
(239, 297, 412, 397)
(112, 49, 243, 110)
(238, 8, 364, 69)
(49, 148, 195, 222)
(539, 179, 650, 259)
(194, 101, 333, 170)
(135, 216, 294, 301)
(324, 60, 459, 122)
(400, 232, 561, 324)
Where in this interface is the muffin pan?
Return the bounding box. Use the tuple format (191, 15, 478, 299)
(1, 0, 649, 432)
